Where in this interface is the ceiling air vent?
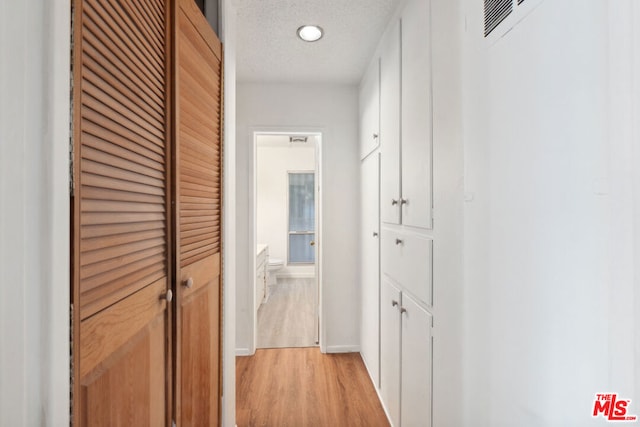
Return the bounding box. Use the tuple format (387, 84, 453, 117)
(484, 0, 513, 37)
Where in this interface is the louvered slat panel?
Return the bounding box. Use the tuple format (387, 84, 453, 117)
(81, 244, 164, 279)
(83, 4, 164, 98)
(79, 0, 167, 320)
(81, 220, 165, 239)
(82, 133, 164, 174)
(81, 267, 166, 318)
(83, 35, 164, 115)
(177, 5, 222, 268)
(484, 0, 513, 37)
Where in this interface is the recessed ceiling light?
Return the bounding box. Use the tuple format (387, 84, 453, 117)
(297, 25, 323, 42)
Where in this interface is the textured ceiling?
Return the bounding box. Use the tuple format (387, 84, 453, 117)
(235, 0, 400, 84)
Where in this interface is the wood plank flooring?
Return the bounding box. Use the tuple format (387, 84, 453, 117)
(236, 348, 390, 427)
(257, 277, 317, 348)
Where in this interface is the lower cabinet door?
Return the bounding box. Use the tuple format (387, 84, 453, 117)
(380, 279, 402, 426)
(400, 293, 433, 427)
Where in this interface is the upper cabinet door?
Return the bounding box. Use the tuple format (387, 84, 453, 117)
(359, 57, 380, 160)
(380, 19, 402, 225)
(401, 0, 433, 230)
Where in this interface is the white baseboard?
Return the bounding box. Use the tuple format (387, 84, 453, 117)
(325, 345, 360, 353)
(235, 348, 252, 356)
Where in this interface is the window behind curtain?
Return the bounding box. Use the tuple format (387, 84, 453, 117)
(288, 172, 315, 264)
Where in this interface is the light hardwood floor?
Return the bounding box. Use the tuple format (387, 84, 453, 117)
(257, 277, 317, 348)
(236, 348, 390, 427)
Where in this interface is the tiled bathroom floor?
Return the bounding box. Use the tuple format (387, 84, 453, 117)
(257, 277, 317, 348)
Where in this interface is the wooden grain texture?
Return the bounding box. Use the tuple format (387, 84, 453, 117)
(73, 0, 171, 425)
(81, 307, 165, 427)
(173, 0, 223, 425)
(80, 278, 167, 378)
(236, 348, 390, 427)
(176, 2, 222, 268)
(79, 0, 168, 320)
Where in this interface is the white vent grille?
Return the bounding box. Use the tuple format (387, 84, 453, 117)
(484, 0, 513, 37)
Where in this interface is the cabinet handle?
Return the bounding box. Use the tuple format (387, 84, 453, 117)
(400, 198, 408, 205)
(373, 133, 379, 139)
(184, 277, 194, 289)
(373, 231, 379, 237)
(400, 307, 407, 315)
(391, 199, 399, 206)
(392, 300, 398, 307)
(162, 289, 173, 302)
(395, 238, 403, 245)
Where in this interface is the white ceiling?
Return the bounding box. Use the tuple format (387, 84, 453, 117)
(235, 0, 400, 84)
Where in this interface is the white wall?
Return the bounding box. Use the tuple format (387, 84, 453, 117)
(219, 0, 237, 425)
(257, 142, 316, 277)
(236, 83, 360, 354)
(0, 1, 70, 426)
(430, 0, 465, 425)
(462, 1, 640, 425)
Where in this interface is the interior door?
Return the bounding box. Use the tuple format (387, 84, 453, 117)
(173, 0, 224, 425)
(71, 0, 171, 425)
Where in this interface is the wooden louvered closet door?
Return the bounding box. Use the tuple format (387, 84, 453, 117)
(173, 0, 223, 425)
(71, 0, 172, 425)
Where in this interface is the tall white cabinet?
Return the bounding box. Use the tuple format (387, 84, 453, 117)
(359, 0, 434, 425)
(360, 153, 380, 387)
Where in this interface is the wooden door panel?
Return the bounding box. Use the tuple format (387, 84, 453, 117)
(174, 0, 223, 425)
(179, 254, 221, 426)
(73, 0, 170, 425)
(81, 285, 166, 427)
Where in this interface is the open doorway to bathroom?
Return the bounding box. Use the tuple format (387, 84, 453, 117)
(254, 132, 321, 349)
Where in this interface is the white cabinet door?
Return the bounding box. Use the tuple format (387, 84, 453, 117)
(380, 19, 401, 225)
(359, 57, 380, 159)
(401, 293, 433, 427)
(381, 279, 401, 426)
(381, 228, 433, 308)
(401, 0, 433, 229)
(360, 153, 380, 387)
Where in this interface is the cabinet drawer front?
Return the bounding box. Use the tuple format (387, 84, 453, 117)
(381, 228, 433, 307)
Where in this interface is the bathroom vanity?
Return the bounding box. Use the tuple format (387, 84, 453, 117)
(256, 244, 269, 311)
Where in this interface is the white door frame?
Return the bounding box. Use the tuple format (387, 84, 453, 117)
(250, 129, 324, 353)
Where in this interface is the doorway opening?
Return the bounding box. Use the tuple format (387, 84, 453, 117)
(253, 132, 322, 350)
